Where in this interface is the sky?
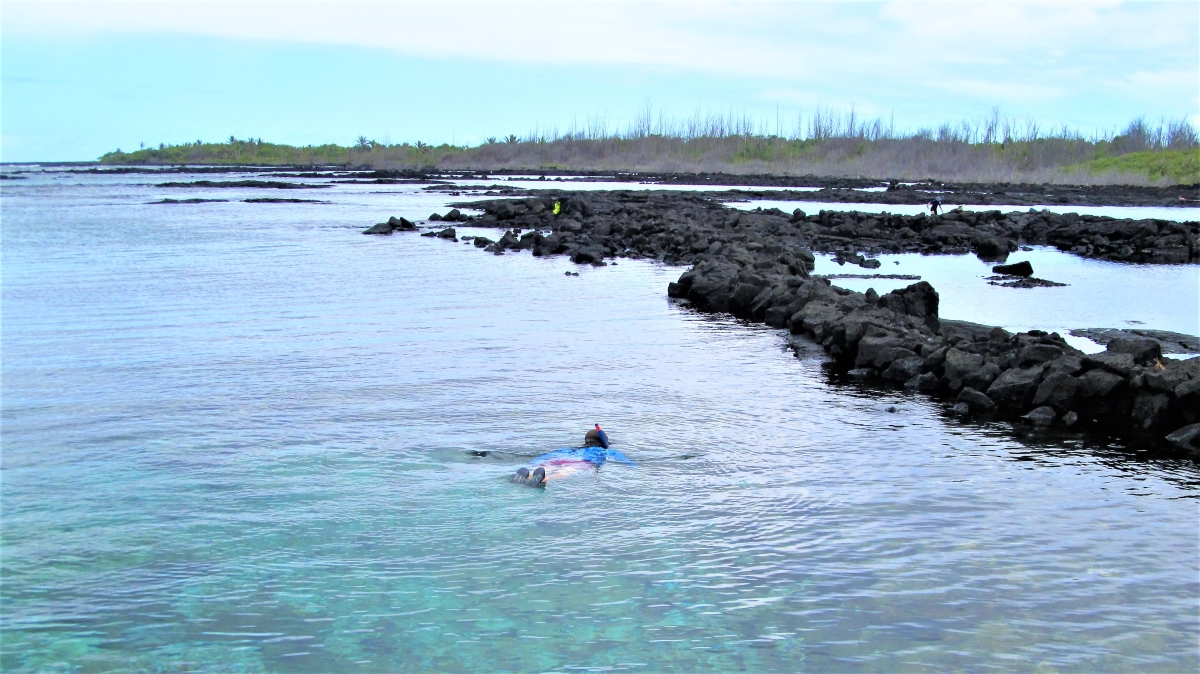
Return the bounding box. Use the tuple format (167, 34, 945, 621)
(2, 0, 1197, 162)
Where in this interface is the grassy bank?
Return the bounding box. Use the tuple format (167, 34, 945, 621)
(101, 115, 1199, 185)
(1072, 149, 1200, 184)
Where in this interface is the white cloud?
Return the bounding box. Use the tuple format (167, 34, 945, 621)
(5, 1, 1192, 76)
(4, 0, 1195, 123)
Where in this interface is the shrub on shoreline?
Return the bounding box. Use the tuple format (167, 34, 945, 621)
(100, 115, 1199, 186)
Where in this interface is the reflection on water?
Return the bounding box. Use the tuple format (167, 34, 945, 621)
(1, 171, 1197, 672)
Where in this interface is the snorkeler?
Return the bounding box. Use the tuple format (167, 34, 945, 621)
(512, 425, 631, 488)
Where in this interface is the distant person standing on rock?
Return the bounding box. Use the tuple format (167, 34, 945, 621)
(928, 196, 943, 216)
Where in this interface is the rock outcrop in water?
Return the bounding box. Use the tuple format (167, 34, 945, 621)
(399, 190, 1199, 449)
(604, 173, 1199, 209)
(674, 275, 1199, 448)
(422, 169, 1197, 208)
(1069, 328, 1200, 355)
(453, 191, 1198, 265)
(157, 180, 332, 189)
(363, 216, 418, 235)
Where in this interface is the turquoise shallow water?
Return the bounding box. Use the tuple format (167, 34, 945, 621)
(2, 170, 1198, 672)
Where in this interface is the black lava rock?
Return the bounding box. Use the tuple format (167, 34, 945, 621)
(992, 260, 1034, 276)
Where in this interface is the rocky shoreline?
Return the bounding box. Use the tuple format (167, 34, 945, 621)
(440, 190, 1197, 265)
(47, 164, 1200, 207)
(425, 175, 1199, 209)
(368, 190, 1199, 454)
(614, 173, 1200, 208)
(669, 272, 1200, 454)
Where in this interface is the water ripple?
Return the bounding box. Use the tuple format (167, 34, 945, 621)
(1, 171, 1197, 672)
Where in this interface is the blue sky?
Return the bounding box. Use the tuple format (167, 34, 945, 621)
(2, 1, 1197, 162)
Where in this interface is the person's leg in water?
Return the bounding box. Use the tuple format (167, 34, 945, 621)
(541, 461, 591, 482)
(512, 460, 595, 486)
(529, 466, 545, 486)
(517, 426, 610, 486)
(511, 465, 546, 487)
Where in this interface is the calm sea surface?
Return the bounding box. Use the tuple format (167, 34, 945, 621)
(2, 169, 1198, 672)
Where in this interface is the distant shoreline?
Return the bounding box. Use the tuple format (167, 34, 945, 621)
(5, 164, 1199, 208)
(90, 126, 1200, 186)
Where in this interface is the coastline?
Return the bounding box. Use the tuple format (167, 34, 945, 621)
(373, 188, 1200, 452)
(11, 164, 1198, 207)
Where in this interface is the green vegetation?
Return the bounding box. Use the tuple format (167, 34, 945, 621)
(100, 113, 1198, 185)
(101, 136, 469, 167)
(1073, 149, 1200, 184)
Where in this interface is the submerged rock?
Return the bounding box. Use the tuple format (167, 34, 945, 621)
(987, 276, 1067, 288)
(1166, 423, 1200, 451)
(1022, 406, 1057, 427)
(957, 387, 996, 414)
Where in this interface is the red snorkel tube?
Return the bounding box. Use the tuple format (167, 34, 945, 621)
(594, 424, 610, 449)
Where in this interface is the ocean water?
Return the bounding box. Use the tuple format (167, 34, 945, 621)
(2, 169, 1198, 672)
(810, 250, 1199, 344)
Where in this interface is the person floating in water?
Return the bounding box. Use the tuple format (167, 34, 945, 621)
(512, 424, 633, 487)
